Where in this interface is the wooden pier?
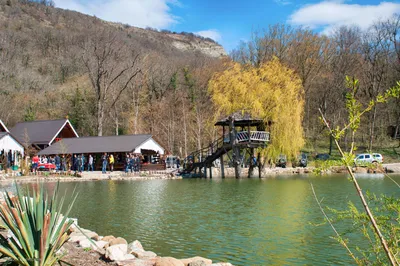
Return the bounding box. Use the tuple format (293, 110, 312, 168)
(183, 112, 270, 179)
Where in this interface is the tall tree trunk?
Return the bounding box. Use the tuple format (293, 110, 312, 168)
(133, 91, 139, 134)
(114, 105, 119, 136)
(369, 105, 377, 151)
(97, 101, 104, 136)
(182, 101, 188, 158)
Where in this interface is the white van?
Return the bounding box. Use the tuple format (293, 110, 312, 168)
(354, 153, 382, 165)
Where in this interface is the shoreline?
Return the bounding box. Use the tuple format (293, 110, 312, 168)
(0, 162, 399, 186)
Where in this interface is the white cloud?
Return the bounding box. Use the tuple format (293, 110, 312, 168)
(54, 0, 179, 29)
(289, 1, 400, 34)
(195, 29, 222, 42)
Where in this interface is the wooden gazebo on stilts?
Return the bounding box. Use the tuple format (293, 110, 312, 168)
(183, 111, 270, 179)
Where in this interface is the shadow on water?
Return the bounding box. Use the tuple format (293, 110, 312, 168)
(1, 174, 399, 265)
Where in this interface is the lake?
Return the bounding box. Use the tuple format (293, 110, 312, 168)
(2, 174, 400, 265)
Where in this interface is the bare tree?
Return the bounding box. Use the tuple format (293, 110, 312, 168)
(82, 29, 141, 136)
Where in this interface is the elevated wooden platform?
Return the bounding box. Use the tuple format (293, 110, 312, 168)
(183, 131, 269, 176)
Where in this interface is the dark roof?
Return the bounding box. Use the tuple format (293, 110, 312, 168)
(10, 119, 70, 145)
(38, 134, 154, 155)
(0, 132, 24, 147)
(215, 111, 264, 126)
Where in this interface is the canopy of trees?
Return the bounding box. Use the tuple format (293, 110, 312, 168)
(0, 0, 399, 159)
(209, 58, 304, 159)
(231, 21, 400, 152)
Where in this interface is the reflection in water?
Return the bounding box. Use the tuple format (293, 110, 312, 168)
(1, 174, 399, 266)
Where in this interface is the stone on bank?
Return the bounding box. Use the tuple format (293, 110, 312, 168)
(65, 219, 232, 265)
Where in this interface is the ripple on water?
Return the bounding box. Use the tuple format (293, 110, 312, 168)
(1, 175, 399, 266)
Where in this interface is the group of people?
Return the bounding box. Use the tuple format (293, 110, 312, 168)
(71, 154, 95, 173)
(124, 153, 141, 174)
(30, 152, 148, 174)
(31, 154, 68, 173)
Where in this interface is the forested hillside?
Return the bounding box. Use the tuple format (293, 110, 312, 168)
(0, 0, 227, 157)
(0, 0, 399, 159)
(231, 22, 400, 153)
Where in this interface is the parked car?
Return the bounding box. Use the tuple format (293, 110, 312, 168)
(354, 153, 382, 165)
(372, 153, 384, 163)
(298, 153, 308, 167)
(276, 155, 287, 168)
(315, 153, 330, 161)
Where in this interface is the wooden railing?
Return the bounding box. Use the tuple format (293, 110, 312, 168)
(183, 131, 269, 172)
(236, 131, 270, 142)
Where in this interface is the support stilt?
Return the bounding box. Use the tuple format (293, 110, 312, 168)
(257, 152, 262, 178)
(209, 166, 212, 179)
(220, 155, 225, 179)
(248, 148, 254, 178)
(204, 165, 207, 178)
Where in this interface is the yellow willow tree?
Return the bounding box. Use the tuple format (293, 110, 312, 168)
(208, 58, 305, 160)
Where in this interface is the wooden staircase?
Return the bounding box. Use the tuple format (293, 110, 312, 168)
(183, 131, 269, 176)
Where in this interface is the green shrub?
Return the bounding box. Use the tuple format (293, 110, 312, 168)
(0, 182, 78, 265)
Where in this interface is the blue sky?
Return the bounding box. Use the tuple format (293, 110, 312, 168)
(54, 0, 400, 52)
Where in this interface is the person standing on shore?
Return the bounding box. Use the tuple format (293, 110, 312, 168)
(61, 155, 66, 172)
(73, 154, 79, 174)
(81, 154, 86, 172)
(109, 154, 114, 172)
(102, 153, 107, 174)
(55, 154, 61, 171)
(32, 154, 39, 174)
(125, 154, 130, 173)
(88, 154, 94, 172)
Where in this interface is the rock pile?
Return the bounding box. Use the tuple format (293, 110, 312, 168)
(67, 224, 233, 266)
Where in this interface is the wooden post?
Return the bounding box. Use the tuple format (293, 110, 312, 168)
(234, 147, 242, 179)
(220, 154, 225, 179)
(204, 165, 207, 178)
(229, 116, 242, 179)
(248, 121, 251, 143)
(209, 165, 212, 179)
(257, 152, 262, 178)
(248, 148, 254, 178)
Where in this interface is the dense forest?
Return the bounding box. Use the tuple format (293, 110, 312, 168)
(0, 0, 399, 159)
(230, 22, 400, 154)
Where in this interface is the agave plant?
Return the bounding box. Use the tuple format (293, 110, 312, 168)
(0, 182, 78, 266)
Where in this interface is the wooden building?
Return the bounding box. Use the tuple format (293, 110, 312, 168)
(10, 119, 79, 150)
(0, 120, 24, 169)
(37, 134, 166, 171)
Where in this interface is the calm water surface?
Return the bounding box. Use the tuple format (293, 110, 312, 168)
(2, 174, 400, 265)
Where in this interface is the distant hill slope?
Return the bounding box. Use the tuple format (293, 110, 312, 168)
(0, 0, 227, 148)
(0, 0, 226, 58)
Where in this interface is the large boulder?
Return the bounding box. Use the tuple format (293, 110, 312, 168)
(180, 257, 212, 266)
(79, 238, 97, 249)
(116, 258, 157, 266)
(68, 233, 87, 243)
(188, 261, 207, 266)
(110, 237, 128, 246)
(128, 240, 144, 251)
(102, 235, 116, 242)
(105, 244, 128, 261)
(69, 230, 99, 242)
(131, 250, 157, 260)
(155, 257, 185, 266)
